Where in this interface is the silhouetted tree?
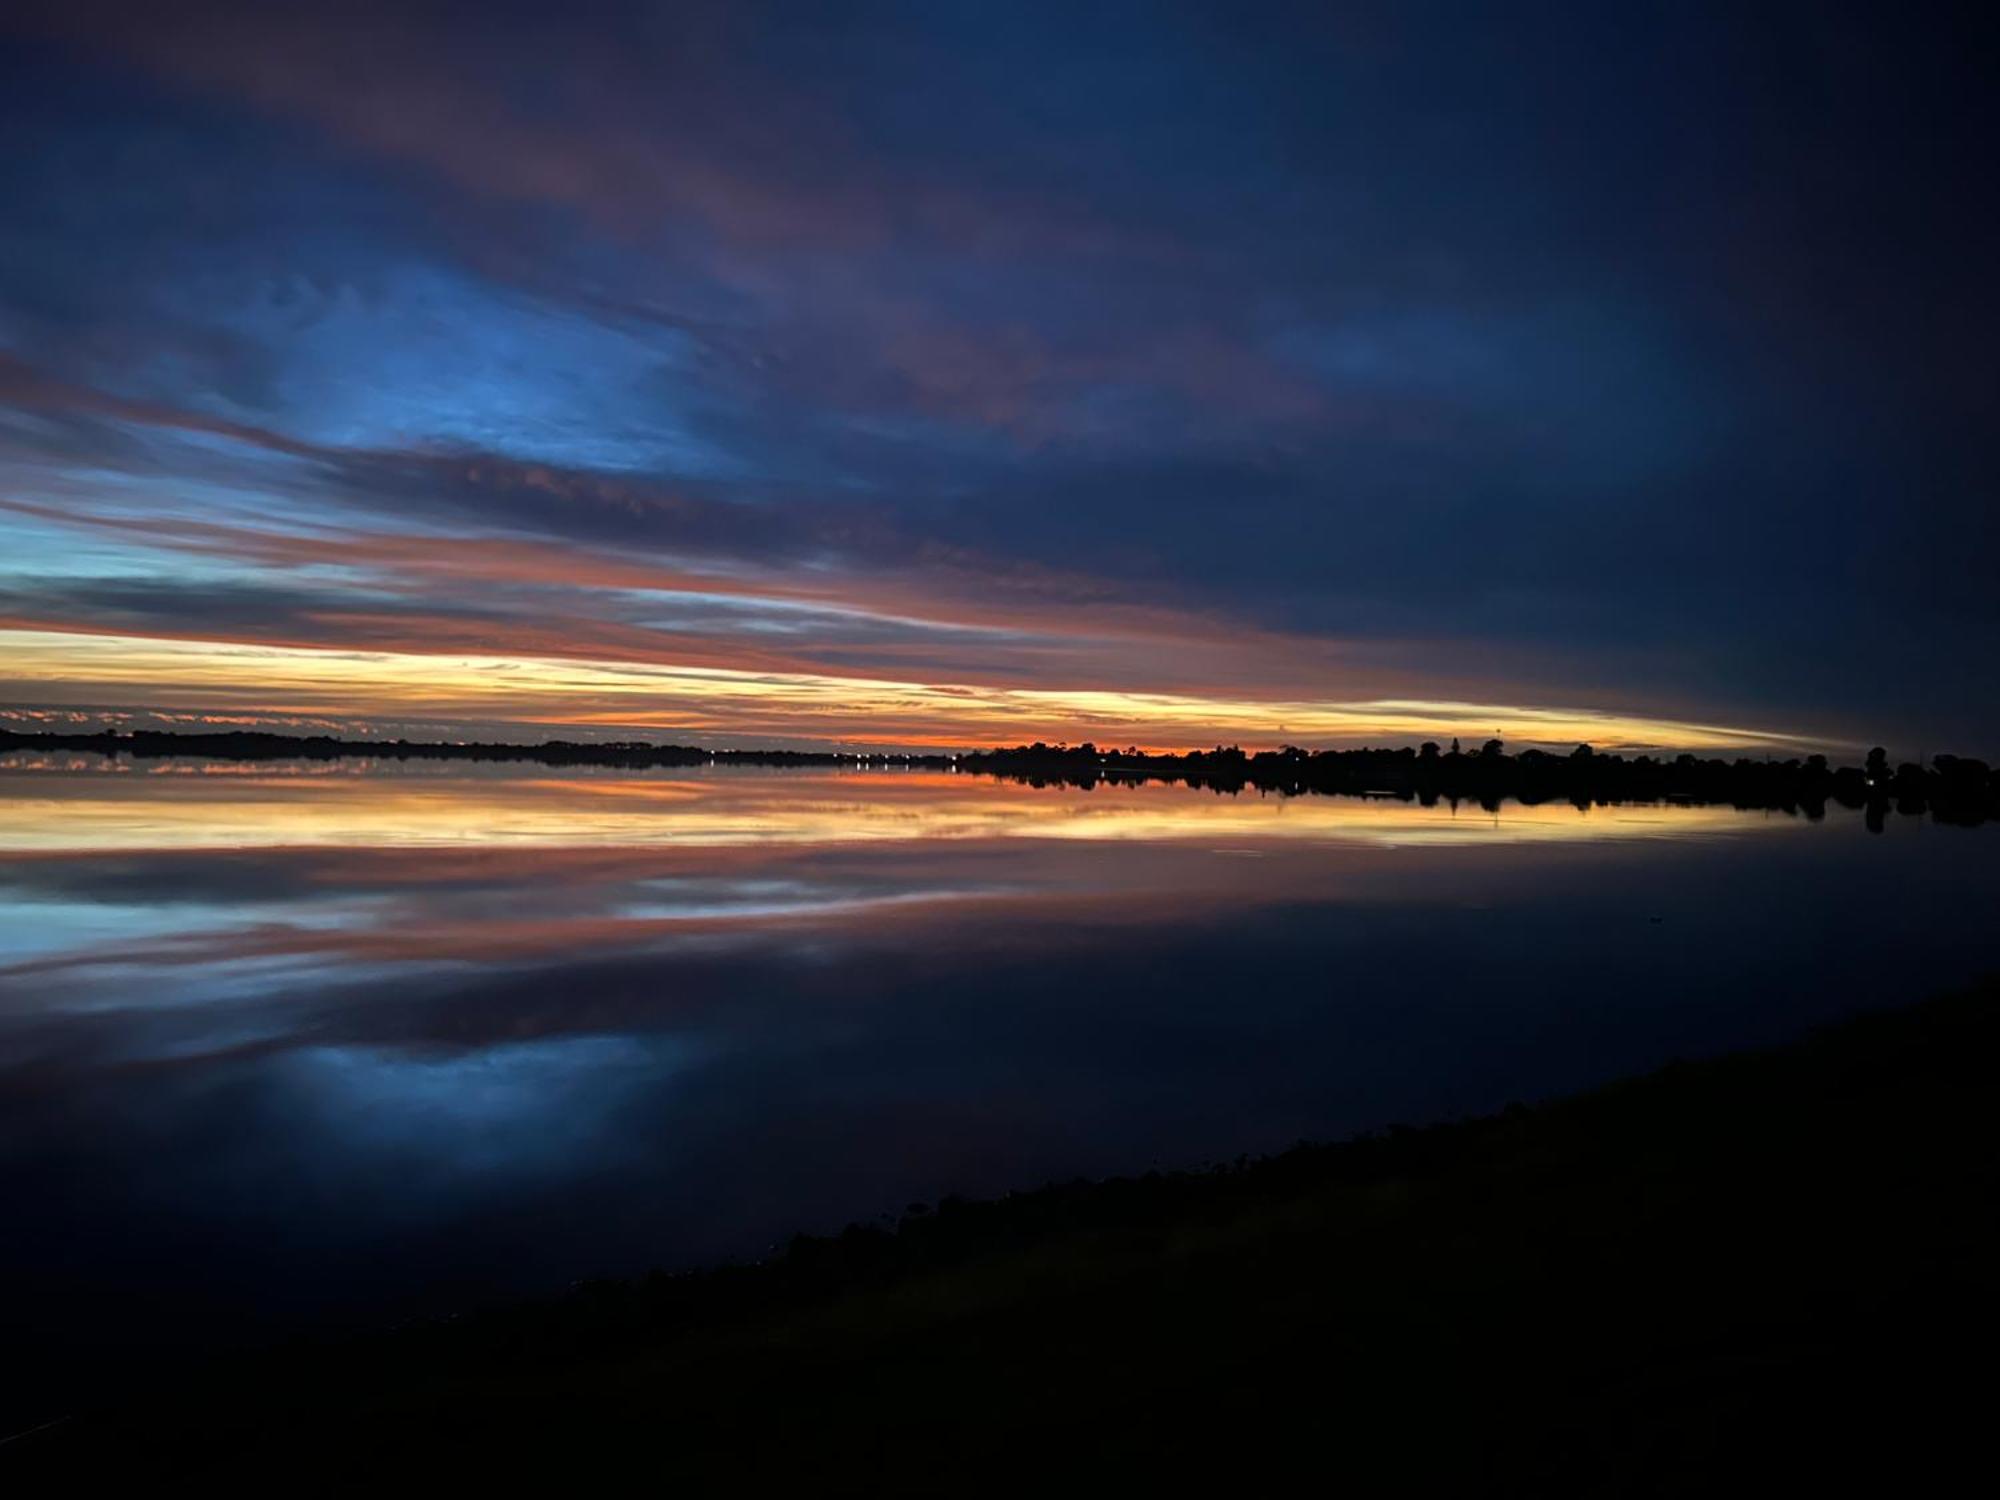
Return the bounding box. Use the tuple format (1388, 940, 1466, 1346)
(7, 728, 1993, 829)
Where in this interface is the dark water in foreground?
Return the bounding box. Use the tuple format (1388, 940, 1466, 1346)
(2, 756, 1997, 1426)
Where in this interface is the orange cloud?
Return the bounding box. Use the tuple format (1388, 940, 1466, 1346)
(0, 625, 1805, 754)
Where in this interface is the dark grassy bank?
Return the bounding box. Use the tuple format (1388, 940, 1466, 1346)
(12, 983, 1997, 1492)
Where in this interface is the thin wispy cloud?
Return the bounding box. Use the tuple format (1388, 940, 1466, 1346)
(2, 2, 1993, 749)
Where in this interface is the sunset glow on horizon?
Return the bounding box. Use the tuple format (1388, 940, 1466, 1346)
(2, 1, 1992, 760)
(0, 627, 1807, 756)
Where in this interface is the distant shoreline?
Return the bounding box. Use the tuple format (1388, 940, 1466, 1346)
(2, 726, 1995, 824)
(0, 727, 954, 771)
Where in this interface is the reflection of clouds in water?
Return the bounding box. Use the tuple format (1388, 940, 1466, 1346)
(0, 845, 985, 956)
(0, 875, 1004, 1019)
(0, 784, 1822, 1069)
(0, 759, 1800, 852)
(0, 767, 1873, 1132)
(0, 763, 1808, 1031)
(0, 893, 238, 964)
(0, 781, 1994, 1423)
(285, 1035, 680, 1180)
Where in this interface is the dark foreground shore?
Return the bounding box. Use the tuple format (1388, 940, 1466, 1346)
(12, 983, 1997, 1492)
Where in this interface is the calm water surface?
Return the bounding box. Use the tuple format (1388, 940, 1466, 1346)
(3, 755, 1997, 1424)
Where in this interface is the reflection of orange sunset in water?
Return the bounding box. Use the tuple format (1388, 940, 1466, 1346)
(0, 757, 1825, 995)
(0, 757, 1803, 854)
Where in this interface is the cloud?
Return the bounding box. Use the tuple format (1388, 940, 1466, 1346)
(2, 2, 1995, 749)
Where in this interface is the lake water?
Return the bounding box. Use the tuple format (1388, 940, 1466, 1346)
(3, 754, 1997, 1427)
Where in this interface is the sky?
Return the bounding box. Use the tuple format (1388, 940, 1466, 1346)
(0, 0, 1993, 754)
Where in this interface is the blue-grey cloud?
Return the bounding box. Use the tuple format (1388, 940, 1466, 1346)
(1, 0, 1994, 748)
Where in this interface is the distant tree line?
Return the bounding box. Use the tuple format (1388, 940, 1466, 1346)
(2, 727, 1994, 826)
(0, 728, 951, 773)
(959, 739, 2000, 828)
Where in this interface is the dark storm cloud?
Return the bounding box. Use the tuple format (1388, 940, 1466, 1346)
(0, 0, 1994, 747)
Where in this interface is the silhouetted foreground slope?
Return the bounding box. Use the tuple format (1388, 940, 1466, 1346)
(15, 985, 1997, 1492)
